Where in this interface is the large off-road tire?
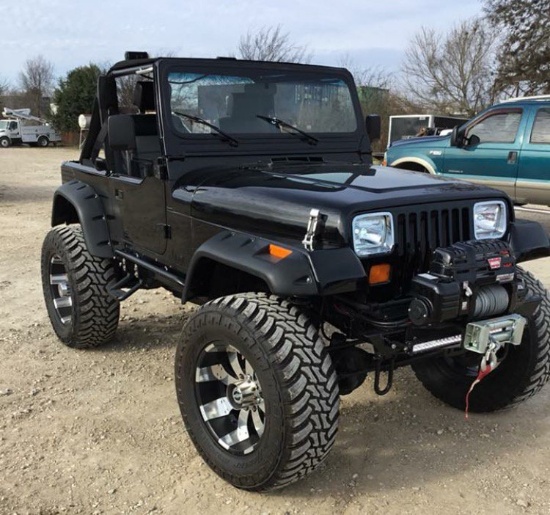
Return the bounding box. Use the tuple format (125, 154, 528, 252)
(175, 293, 340, 491)
(412, 268, 550, 412)
(41, 224, 120, 349)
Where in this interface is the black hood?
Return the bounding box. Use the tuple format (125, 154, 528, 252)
(173, 162, 510, 247)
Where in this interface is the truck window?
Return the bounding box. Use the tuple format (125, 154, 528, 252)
(530, 108, 550, 144)
(467, 110, 522, 143)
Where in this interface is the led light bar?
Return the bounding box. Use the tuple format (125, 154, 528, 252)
(411, 334, 462, 354)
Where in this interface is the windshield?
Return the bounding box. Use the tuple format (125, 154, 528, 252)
(0, 121, 8, 130)
(167, 70, 357, 136)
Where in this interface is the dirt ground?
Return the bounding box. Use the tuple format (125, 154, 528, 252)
(2, 147, 550, 515)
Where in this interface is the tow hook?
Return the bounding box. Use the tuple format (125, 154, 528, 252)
(374, 358, 394, 396)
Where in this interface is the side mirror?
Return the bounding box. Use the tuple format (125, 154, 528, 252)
(108, 114, 136, 151)
(449, 125, 464, 147)
(366, 114, 381, 142)
(466, 134, 480, 147)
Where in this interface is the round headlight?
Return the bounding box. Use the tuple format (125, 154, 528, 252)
(352, 212, 394, 256)
(474, 201, 507, 239)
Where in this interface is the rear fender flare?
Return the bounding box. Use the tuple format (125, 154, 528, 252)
(51, 180, 113, 258)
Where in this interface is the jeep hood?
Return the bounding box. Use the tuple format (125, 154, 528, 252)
(175, 163, 509, 248)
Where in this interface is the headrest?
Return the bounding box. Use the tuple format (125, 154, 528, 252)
(133, 81, 155, 112)
(230, 92, 274, 118)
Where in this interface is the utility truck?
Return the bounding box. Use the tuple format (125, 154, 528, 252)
(0, 108, 61, 148)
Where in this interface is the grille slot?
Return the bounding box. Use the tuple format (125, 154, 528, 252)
(395, 205, 472, 282)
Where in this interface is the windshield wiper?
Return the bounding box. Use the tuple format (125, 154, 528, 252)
(256, 115, 319, 145)
(173, 111, 239, 147)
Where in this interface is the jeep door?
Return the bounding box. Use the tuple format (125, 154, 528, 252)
(442, 108, 524, 200)
(515, 106, 550, 205)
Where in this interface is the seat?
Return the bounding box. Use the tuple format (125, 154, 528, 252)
(130, 81, 161, 175)
(219, 90, 278, 134)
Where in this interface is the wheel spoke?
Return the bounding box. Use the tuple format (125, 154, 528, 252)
(50, 274, 68, 285)
(251, 409, 264, 437)
(53, 297, 72, 309)
(199, 396, 233, 421)
(245, 359, 255, 377)
(227, 350, 246, 379)
(196, 364, 235, 384)
(218, 409, 250, 449)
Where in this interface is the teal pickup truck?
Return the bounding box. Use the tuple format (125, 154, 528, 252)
(386, 96, 550, 205)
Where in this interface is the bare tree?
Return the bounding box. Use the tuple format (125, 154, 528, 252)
(0, 76, 10, 96)
(18, 55, 55, 117)
(401, 19, 497, 116)
(484, 0, 550, 95)
(238, 25, 312, 63)
(338, 55, 420, 150)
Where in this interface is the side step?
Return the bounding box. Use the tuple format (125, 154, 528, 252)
(108, 274, 143, 301)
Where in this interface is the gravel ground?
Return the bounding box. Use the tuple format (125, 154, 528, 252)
(1, 147, 550, 515)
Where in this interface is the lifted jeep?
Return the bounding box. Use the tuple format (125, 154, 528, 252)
(42, 52, 550, 491)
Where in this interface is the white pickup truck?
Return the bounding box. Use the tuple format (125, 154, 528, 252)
(0, 108, 61, 148)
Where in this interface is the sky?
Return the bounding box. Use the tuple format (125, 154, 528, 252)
(1, 0, 484, 86)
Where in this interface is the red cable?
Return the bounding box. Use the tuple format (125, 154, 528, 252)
(464, 365, 493, 420)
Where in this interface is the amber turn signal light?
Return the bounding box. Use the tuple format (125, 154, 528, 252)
(369, 263, 391, 285)
(268, 244, 292, 259)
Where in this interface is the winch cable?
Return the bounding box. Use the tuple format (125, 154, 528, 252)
(464, 342, 499, 419)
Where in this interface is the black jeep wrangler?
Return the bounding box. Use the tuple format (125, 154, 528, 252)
(42, 52, 550, 491)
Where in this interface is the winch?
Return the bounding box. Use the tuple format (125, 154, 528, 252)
(408, 240, 525, 326)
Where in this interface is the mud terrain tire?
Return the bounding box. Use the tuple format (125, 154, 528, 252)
(175, 293, 340, 491)
(412, 268, 550, 412)
(41, 224, 120, 348)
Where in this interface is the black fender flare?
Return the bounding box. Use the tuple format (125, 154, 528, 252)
(509, 219, 550, 263)
(51, 180, 113, 258)
(182, 230, 366, 302)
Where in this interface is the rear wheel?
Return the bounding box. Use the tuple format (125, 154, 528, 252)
(412, 268, 550, 412)
(37, 136, 49, 147)
(175, 293, 340, 490)
(41, 225, 120, 348)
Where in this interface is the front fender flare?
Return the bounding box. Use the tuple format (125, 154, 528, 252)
(51, 180, 113, 258)
(182, 231, 366, 302)
(508, 220, 550, 263)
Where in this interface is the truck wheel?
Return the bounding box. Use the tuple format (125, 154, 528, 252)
(37, 136, 49, 147)
(412, 268, 550, 412)
(41, 225, 120, 349)
(175, 293, 339, 491)
(0, 137, 10, 148)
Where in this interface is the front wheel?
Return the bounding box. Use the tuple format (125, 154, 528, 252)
(175, 293, 340, 491)
(0, 137, 10, 148)
(412, 268, 550, 412)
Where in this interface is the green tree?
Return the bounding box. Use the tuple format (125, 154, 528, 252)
(52, 64, 102, 133)
(484, 0, 550, 95)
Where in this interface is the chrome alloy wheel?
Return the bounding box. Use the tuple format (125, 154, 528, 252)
(49, 254, 72, 325)
(195, 343, 265, 455)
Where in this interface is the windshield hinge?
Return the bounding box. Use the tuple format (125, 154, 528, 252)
(302, 209, 323, 252)
(154, 157, 169, 180)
